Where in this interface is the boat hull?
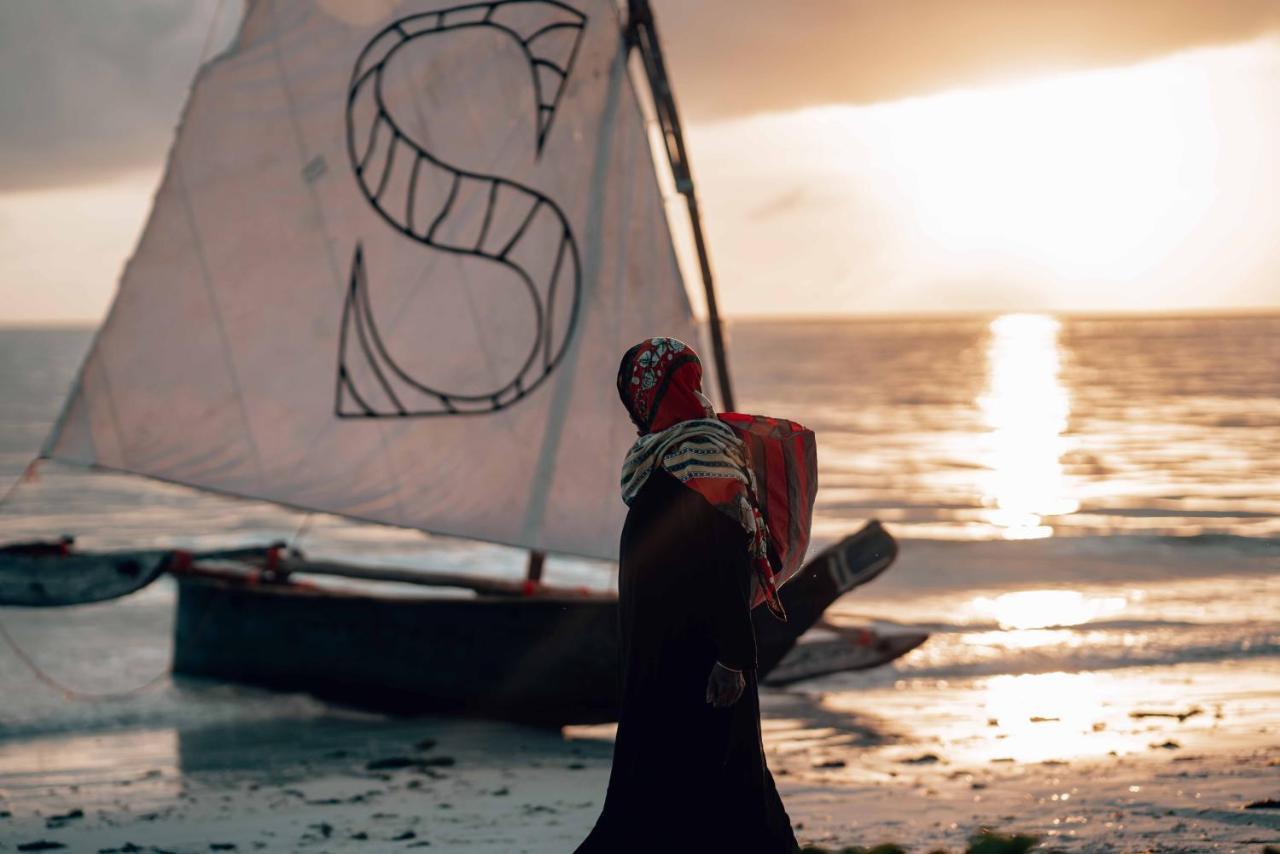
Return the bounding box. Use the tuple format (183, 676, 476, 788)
(172, 521, 902, 725)
(173, 576, 621, 724)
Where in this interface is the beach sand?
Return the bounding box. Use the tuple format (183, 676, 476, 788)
(1, 664, 1276, 853)
(2, 539, 1278, 852)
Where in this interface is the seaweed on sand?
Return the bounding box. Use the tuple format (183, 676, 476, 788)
(800, 828, 1039, 854)
(964, 829, 1039, 854)
(801, 845, 908, 854)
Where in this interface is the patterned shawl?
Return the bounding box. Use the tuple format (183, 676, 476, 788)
(617, 337, 816, 621)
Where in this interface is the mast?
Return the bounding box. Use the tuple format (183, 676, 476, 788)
(526, 1, 722, 583)
(626, 0, 736, 412)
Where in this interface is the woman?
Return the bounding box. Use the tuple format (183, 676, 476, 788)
(575, 337, 799, 854)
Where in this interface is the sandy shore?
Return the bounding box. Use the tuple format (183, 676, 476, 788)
(1, 670, 1277, 853)
(2, 541, 1276, 851)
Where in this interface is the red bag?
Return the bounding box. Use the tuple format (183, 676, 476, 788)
(717, 413, 818, 598)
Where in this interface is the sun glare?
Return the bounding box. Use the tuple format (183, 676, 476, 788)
(973, 589, 1127, 630)
(693, 38, 1280, 316)
(867, 58, 1221, 284)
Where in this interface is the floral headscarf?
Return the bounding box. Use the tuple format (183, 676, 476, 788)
(615, 337, 715, 435)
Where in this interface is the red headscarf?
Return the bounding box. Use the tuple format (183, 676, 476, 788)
(615, 337, 714, 435)
(617, 338, 817, 620)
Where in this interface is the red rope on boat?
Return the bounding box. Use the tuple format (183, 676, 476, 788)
(0, 556, 224, 703)
(0, 618, 169, 701)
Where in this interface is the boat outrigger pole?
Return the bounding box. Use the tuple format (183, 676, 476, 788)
(626, 0, 736, 412)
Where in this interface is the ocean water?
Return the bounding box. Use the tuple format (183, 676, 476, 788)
(0, 315, 1276, 744)
(732, 313, 1280, 541)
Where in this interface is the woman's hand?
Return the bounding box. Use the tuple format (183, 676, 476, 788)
(705, 661, 745, 708)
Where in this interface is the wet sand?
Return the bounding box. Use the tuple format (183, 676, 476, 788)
(2, 662, 1277, 853)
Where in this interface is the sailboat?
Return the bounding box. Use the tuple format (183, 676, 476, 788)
(0, 0, 922, 724)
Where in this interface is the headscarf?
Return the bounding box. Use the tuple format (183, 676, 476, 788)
(617, 337, 816, 621)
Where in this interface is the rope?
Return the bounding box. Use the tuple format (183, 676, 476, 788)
(0, 0, 248, 706)
(0, 0, 242, 706)
(0, 459, 40, 512)
(0, 571, 230, 703)
(0, 618, 169, 701)
(287, 512, 314, 553)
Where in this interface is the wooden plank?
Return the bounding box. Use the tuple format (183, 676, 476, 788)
(208, 553, 607, 600)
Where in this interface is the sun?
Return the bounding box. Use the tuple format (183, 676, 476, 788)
(691, 38, 1280, 316)
(866, 57, 1220, 285)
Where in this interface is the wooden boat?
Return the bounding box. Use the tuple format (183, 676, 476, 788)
(0, 0, 926, 721)
(1, 520, 901, 723)
(169, 521, 897, 724)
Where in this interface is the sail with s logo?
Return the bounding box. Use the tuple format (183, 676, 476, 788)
(41, 0, 703, 561)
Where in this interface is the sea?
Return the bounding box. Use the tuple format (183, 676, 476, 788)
(0, 314, 1276, 764)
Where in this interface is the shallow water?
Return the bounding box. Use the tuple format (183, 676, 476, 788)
(0, 317, 1276, 751)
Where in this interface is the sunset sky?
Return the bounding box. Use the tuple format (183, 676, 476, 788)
(1, 0, 1278, 322)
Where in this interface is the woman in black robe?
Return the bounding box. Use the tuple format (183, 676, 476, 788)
(575, 338, 798, 854)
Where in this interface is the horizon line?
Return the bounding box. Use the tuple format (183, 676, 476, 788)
(3, 305, 1279, 331)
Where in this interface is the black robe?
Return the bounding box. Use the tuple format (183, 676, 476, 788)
(576, 469, 799, 853)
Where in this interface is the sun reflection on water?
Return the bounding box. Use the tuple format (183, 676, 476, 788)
(973, 589, 1127, 630)
(978, 671, 1117, 763)
(978, 314, 1078, 539)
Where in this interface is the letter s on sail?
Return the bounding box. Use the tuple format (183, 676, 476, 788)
(336, 1, 586, 418)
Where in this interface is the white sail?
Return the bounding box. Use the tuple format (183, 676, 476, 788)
(42, 0, 700, 561)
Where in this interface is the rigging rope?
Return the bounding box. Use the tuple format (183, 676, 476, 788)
(0, 0, 240, 705)
(0, 575, 229, 703)
(287, 512, 314, 553)
(0, 459, 43, 514)
(0, 618, 169, 701)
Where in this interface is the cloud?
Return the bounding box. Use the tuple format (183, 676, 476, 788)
(2, 0, 1279, 192)
(0, 0, 240, 192)
(652, 0, 1280, 120)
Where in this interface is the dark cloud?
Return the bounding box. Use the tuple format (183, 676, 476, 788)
(2, 0, 1278, 192)
(0, 0, 240, 192)
(652, 0, 1280, 120)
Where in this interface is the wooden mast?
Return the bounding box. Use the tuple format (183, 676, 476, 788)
(526, 2, 736, 584)
(626, 0, 737, 412)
